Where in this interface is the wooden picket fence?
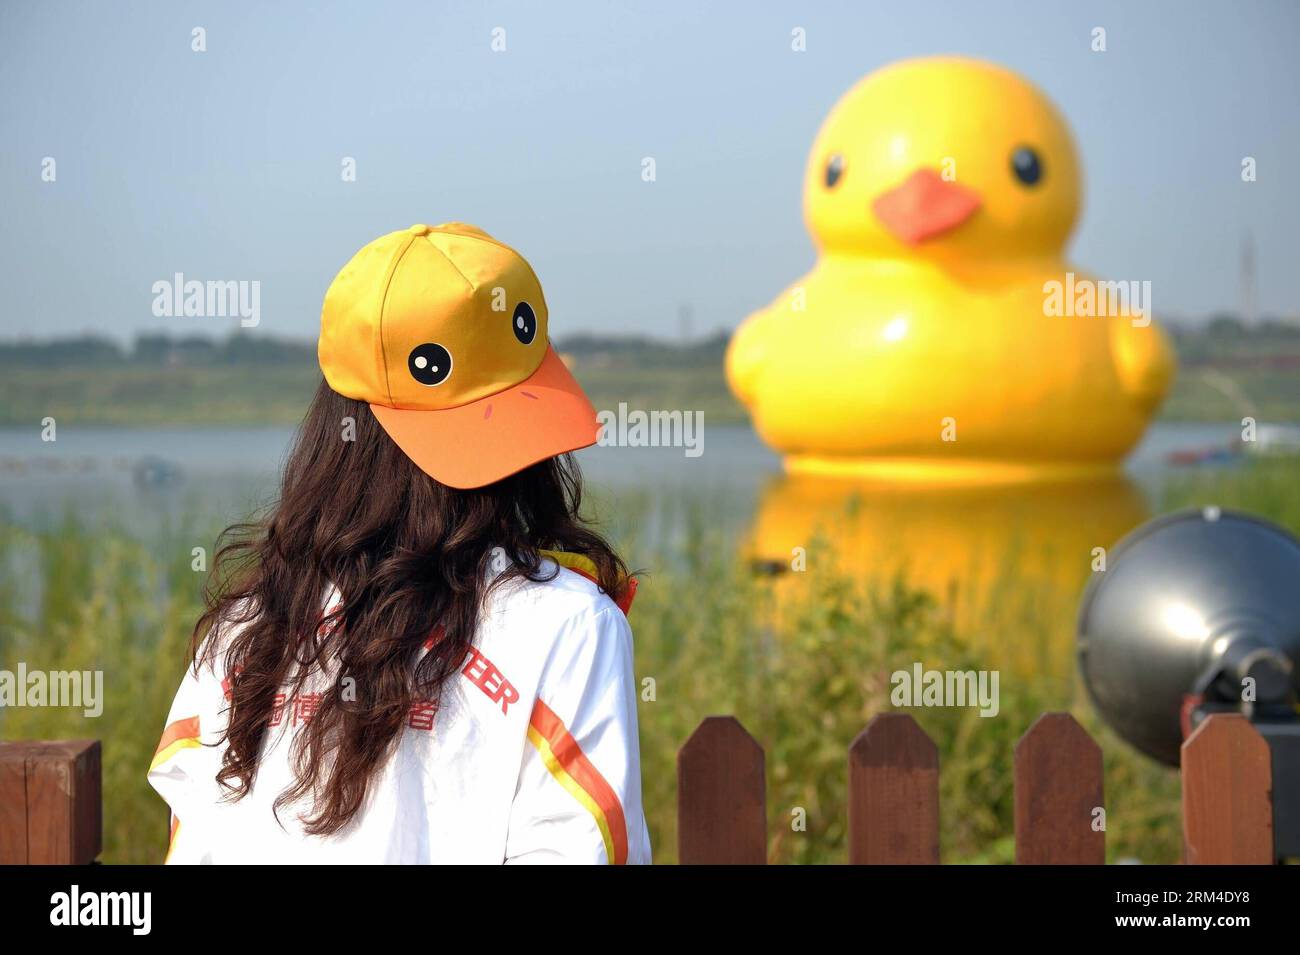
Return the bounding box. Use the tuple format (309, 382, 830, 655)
(0, 710, 1276, 864)
(678, 711, 1275, 865)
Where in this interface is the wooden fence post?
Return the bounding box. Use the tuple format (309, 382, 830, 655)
(848, 713, 940, 864)
(0, 740, 102, 865)
(677, 716, 766, 864)
(1181, 713, 1273, 864)
(0, 751, 28, 863)
(1015, 713, 1105, 864)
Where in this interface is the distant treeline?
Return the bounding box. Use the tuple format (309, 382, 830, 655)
(0, 329, 735, 369)
(0, 318, 1297, 370)
(1, 318, 1296, 426)
(1166, 316, 1300, 363)
(559, 331, 730, 368)
(0, 333, 313, 367)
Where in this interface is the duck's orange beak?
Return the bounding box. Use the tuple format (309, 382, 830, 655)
(872, 168, 981, 245)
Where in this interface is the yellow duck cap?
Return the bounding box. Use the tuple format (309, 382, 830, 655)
(804, 56, 1081, 259)
(318, 223, 598, 489)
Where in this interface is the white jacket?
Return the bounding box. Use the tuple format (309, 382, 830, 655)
(148, 549, 651, 864)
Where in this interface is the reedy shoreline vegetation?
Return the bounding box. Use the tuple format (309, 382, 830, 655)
(1, 456, 1296, 863)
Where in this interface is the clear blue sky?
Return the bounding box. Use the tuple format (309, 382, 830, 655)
(1, 0, 1297, 343)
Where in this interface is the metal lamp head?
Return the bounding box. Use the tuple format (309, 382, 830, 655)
(1077, 508, 1300, 766)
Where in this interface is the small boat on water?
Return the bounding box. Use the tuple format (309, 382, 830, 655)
(1164, 423, 1300, 467)
(1164, 445, 1240, 467)
(132, 456, 184, 488)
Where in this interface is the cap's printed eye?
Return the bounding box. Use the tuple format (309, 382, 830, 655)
(408, 343, 452, 386)
(1011, 146, 1043, 186)
(825, 153, 845, 189)
(512, 302, 537, 345)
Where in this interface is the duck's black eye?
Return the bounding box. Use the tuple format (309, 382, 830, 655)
(408, 343, 452, 385)
(1011, 146, 1042, 186)
(825, 153, 845, 189)
(512, 302, 537, 345)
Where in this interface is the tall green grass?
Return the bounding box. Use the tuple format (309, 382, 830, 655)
(0, 506, 208, 862)
(1, 455, 1297, 864)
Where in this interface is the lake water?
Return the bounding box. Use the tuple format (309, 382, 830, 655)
(0, 421, 1247, 536)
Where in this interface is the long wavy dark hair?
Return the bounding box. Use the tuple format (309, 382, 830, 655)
(193, 379, 629, 835)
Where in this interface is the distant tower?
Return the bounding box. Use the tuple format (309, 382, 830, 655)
(677, 303, 694, 342)
(1241, 232, 1257, 327)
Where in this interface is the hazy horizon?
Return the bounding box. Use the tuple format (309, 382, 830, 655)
(0, 309, 1289, 351)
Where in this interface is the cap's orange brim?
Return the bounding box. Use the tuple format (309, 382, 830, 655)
(370, 345, 599, 489)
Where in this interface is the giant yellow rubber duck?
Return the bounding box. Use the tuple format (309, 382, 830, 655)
(726, 57, 1175, 483)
